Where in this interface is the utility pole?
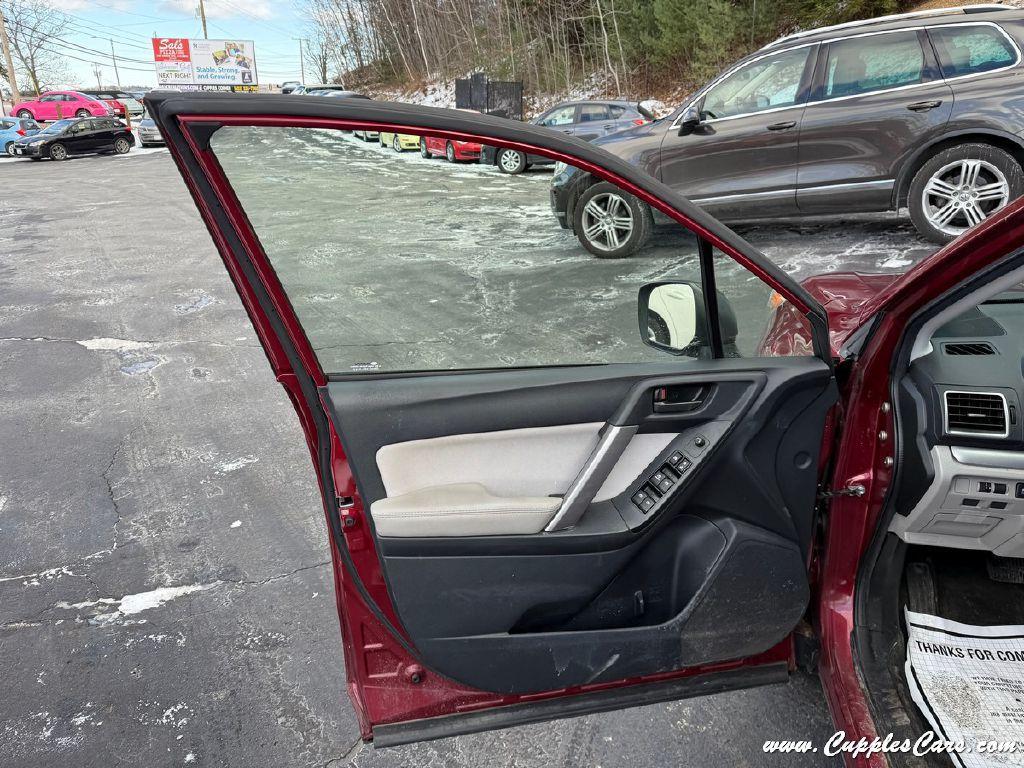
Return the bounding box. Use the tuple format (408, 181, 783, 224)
(293, 37, 305, 84)
(92, 64, 102, 89)
(109, 39, 121, 87)
(197, 0, 208, 39)
(0, 4, 20, 111)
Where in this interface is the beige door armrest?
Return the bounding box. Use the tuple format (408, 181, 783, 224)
(370, 483, 561, 538)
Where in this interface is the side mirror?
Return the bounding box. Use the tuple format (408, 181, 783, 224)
(677, 105, 702, 136)
(638, 281, 737, 356)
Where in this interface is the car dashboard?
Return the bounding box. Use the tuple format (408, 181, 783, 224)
(891, 298, 1024, 556)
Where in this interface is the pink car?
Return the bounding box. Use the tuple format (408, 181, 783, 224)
(11, 91, 112, 122)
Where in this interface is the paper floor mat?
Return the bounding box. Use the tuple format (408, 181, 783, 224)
(906, 609, 1024, 767)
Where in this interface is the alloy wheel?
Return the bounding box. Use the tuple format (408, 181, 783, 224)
(393, 135, 401, 152)
(446, 142, 455, 162)
(580, 192, 634, 252)
(5, 142, 14, 156)
(114, 138, 130, 154)
(50, 144, 67, 161)
(922, 158, 1010, 237)
(499, 149, 523, 173)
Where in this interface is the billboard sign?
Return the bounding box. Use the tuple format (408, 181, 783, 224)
(152, 38, 258, 88)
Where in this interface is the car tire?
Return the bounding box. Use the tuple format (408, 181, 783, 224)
(75, 109, 90, 118)
(114, 137, 131, 154)
(573, 182, 653, 259)
(16, 109, 32, 119)
(445, 141, 456, 162)
(909, 143, 1024, 244)
(419, 138, 430, 158)
(393, 135, 402, 152)
(48, 143, 68, 161)
(497, 148, 527, 174)
(4, 141, 13, 157)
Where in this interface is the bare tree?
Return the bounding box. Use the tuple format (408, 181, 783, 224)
(1, 0, 72, 95)
(295, 0, 894, 100)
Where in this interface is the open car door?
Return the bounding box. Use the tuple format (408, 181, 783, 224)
(147, 92, 838, 746)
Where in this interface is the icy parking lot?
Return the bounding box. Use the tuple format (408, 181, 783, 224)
(0, 138, 937, 767)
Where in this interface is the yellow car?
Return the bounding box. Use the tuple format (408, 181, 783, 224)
(379, 131, 420, 152)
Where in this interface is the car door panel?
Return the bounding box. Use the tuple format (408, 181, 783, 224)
(148, 93, 836, 743)
(659, 45, 818, 219)
(325, 356, 834, 694)
(796, 30, 955, 214)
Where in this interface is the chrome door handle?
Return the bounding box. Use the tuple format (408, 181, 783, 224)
(907, 100, 942, 112)
(767, 120, 797, 131)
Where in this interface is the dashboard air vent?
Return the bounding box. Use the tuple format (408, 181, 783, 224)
(944, 391, 1009, 438)
(944, 342, 997, 356)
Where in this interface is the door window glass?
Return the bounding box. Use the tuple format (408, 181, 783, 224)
(579, 104, 610, 122)
(608, 105, 626, 119)
(208, 125, 814, 374)
(929, 24, 1017, 78)
(539, 106, 576, 126)
(824, 31, 924, 98)
(701, 47, 811, 120)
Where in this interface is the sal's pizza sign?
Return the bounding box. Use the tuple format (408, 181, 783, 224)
(152, 37, 259, 88)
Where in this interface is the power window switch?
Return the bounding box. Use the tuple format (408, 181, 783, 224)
(651, 471, 668, 485)
(639, 498, 655, 513)
(656, 477, 674, 494)
(631, 490, 653, 510)
(668, 451, 685, 467)
(676, 457, 692, 472)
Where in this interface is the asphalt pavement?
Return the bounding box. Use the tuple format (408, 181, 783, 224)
(0, 141, 936, 767)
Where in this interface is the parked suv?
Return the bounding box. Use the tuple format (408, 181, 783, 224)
(552, 5, 1024, 255)
(483, 100, 654, 173)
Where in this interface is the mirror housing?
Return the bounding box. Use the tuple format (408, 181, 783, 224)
(638, 280, 738, 357)
(677, 104, 702, 136)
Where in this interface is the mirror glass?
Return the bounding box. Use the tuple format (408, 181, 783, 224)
(644, 283, 700, 353)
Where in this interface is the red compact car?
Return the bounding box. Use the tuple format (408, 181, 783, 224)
(147, 87, 1024, 765)
(11, 91, 113, 122)
(419, 134, 481, 162)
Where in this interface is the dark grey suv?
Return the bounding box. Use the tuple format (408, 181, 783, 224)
(552, 5, 1024, 256)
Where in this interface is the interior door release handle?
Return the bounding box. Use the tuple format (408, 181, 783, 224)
(766, 120, 797, 131)
(907, 100, 942, 112)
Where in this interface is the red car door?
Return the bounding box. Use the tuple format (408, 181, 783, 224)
(147, 93, 839, 746)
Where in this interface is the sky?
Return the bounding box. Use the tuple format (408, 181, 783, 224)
(41, 0, 308, 88)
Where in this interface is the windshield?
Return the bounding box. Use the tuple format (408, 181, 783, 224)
(41, 120, 75, 134)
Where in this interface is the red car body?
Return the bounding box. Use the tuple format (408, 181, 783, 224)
(422, 134, 481, 161)
(11, 91, 112, 122)
(146, 91, 1024, 765)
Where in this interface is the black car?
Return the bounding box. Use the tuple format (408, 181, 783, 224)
(12, 117, 135, 161)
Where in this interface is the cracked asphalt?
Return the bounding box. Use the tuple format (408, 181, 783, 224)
(0, 145, 938, 767)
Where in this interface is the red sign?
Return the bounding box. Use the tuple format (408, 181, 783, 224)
(152, 37, 190, 63)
